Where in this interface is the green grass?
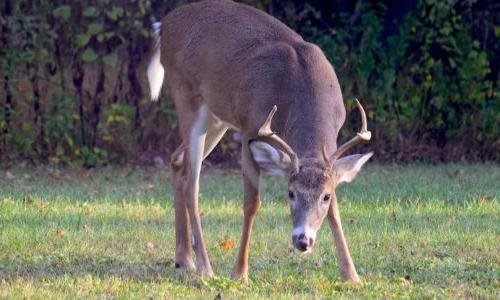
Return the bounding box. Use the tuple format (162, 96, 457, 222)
(0, 164, 499, 298)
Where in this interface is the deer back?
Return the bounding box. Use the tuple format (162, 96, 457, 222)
(160, 0, 346, 157)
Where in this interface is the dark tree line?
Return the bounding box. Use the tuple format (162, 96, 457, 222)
(0, 0, 498, 166)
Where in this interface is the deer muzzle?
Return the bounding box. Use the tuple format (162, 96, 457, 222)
(292, 226, 316, 253)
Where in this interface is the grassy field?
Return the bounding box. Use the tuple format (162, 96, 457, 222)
(0, 164, 498, 298)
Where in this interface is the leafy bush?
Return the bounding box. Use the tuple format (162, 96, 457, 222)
(298, 0, 497, 161)
(0, 0, 498, 165)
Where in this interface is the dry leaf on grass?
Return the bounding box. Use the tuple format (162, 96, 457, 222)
(219, 239, 235, 250)
(53, 229, 66, 238)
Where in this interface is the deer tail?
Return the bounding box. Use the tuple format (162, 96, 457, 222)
(147, 22, 164, 101)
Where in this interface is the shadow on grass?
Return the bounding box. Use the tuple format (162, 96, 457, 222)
(0, 254, 200, 285)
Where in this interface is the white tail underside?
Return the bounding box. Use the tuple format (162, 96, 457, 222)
(147, 22, 164, 101)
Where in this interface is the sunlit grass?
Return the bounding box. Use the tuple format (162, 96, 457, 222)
(0, 164, 498, 298)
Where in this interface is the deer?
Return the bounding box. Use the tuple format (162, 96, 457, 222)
(147, 0, 372, 284)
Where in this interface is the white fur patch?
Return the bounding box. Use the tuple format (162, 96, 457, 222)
(189, 106, 209, 180)
(172, 152, 184, 167)
(292, 225, 317, 240)
(249, 141, 291, 176)
(335, 152, 373, 184)
(147, 23, 164, 101)
(152, 22, 161, 35)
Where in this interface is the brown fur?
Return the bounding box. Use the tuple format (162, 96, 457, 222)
(160, 0, 346, 158)
(290, 159, 333, 191)
(153, 0, 362, 283)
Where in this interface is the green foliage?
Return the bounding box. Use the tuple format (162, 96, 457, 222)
(298, 0, 497, 160)
(0, 0, 497, 164)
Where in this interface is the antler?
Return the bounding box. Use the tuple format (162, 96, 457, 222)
(257, 105, 299, 173)
(330, 99, 371, 162)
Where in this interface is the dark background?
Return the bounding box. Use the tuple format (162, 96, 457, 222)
(0, 0, 498, 167)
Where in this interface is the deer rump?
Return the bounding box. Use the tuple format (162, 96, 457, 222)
(148, 0, 346, 144)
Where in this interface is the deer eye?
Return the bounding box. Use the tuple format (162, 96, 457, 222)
(288, 190, 295, 199)
(323, 193, 331, 202)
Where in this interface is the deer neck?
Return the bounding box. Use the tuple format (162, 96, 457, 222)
(281, 101, 343, 160)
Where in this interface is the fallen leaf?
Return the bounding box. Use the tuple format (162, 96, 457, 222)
(53, 229, 66, 238)
(219, 239, 235, 250)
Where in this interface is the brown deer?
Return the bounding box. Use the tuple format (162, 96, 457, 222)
(147, 0, 372, 283)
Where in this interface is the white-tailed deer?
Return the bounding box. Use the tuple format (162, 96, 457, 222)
(147, 0, 372, 283)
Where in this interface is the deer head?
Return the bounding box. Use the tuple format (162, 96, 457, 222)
(249, 99, 372, 253)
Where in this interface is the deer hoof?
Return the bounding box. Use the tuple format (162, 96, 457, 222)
(175, 259, 196, 274)
(345, 276, 362, 287)
(230, 270, 249, 284)
(198, 268, 215, 278)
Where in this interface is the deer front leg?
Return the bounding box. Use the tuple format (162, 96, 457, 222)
(327, 195, 361, 283)
(231, 139, 261, 283)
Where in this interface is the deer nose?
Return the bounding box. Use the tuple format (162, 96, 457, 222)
(292, 233, 315, 252)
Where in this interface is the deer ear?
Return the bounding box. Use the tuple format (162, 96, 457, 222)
(249, 140, 293, 176)
(333, 152, 373, 184)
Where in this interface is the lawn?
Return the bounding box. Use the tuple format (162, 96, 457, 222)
(0, 164, 498, 298)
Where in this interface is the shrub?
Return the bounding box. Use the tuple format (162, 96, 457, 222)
(0, 0, 497, 165)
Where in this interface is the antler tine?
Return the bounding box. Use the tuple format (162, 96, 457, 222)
(258, 105, 299, 173)
(258, 105, 278, 137)
(330, 99, 371, 162)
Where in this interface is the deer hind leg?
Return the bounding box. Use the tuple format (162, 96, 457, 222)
(231, 136, 261, 283)
(170, 143, 196, 273)
(170, 105, 227, 277)
(174, 103, 231, 278)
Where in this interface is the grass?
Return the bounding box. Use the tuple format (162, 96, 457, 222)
(0, 164, 498, 298)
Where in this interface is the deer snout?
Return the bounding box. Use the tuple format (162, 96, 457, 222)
(292, 226, 316, 253)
